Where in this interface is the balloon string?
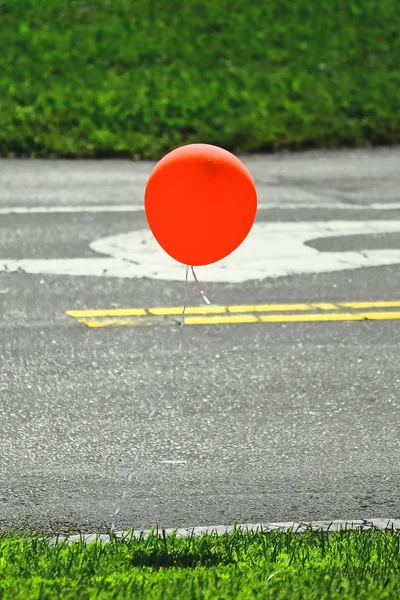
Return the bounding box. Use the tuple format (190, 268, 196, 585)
(110, 265, 189, 533)
(190, 266, 211, 305)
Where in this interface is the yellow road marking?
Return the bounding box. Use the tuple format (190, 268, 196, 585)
(67, 301, 348, 319)
(186, 313, 364, 325)
(77, 318, 153, 328)
(68, 308, 147, 318)
(66, 300, 400, 320)
(148, 306, 227, 315)
(355, 311, 400, 320)
(228, 303, 312, 313)
(338, 301, 400, 309)
(66, 301, 400, 328)
(71, 310, 400, 328)
(187, 315, 259, 325)
(313, 303, 339, 310)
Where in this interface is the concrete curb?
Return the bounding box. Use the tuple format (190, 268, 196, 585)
(58, 519, 400, 544)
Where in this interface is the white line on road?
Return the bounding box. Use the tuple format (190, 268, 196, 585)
(2, 202, 400, 215)
(3, 220, 400, 282)
(0, 205, 142, 214)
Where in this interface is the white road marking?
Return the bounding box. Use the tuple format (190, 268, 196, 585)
(0, 205, 142, 214)
(1, 202, 400, 215)
(2, 220, 400, 282)
(0, 221, 398, 280)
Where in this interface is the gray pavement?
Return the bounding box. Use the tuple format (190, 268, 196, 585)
(0, 147, 400, 533)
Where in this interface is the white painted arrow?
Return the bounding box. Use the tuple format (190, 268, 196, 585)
(2, 220, 400, 282)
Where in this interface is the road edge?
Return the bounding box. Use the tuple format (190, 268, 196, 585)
(57, 518, 400, 544)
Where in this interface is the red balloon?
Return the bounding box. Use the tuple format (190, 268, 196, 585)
(144, 144, 257, 266)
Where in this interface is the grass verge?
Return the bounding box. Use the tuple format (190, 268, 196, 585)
(0, 0, 399, 158)
(0, 527, 399, 599)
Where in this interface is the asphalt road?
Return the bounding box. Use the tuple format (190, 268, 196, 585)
(0, 147, 399, 533)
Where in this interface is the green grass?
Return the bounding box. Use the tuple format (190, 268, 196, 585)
(0, 528, 399, 599)
(0, 0, 399, 158)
